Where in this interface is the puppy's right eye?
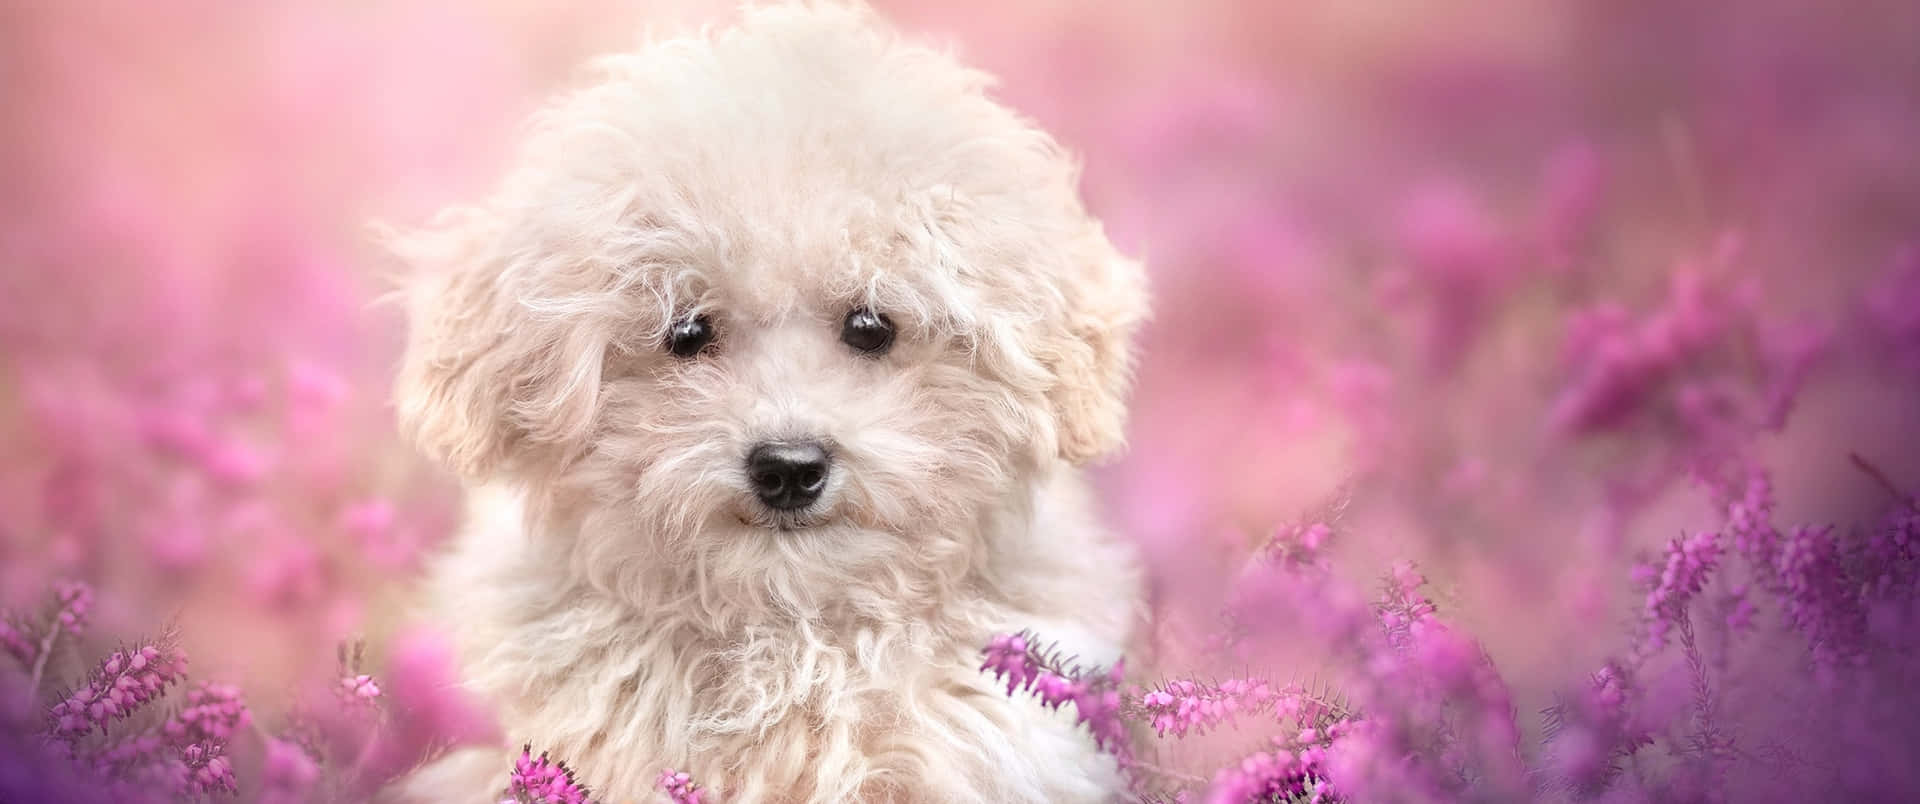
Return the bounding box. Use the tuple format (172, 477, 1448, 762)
(666, 315, 715, 358)
(841, 308, 894, 356)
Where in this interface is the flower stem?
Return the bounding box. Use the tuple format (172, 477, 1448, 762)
(23, 617, 62, 706)
(1850, 452, 1918, 511)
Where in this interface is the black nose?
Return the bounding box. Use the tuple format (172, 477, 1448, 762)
(746, 441, 830, 511)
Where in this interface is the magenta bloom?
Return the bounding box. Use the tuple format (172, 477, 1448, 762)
(979, 631, 1131, 755)
(163, 682, 251, 746)
(47, 638, 189, 740)
(1642, 530, 1723, 651)
(1203, 745, 1330, 804)
(1136, 678, 1283, 738)
(979, 632, 1041, 695)
(0, 618, 31, 667)
(503, 745, 597, 804)
(2, 579, 95, 669)
(259, 739, 320, 803)
(657, 768, 708, 804)
(338, 673, 382, 703)
(177, 741, 238, 796)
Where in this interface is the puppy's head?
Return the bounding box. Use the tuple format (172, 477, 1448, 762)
(390, 4, 1145, 612)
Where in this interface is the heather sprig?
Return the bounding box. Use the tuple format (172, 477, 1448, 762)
(84, 731, 172, 778)
(1540, 663, 1650, 795)
(980, 631, 1131, 755)
(333, 639, 383, 711)
(51, 580, 95, 637)
(1771, 524, 1868, 674)
(177, 741, 239, 797)
(163, 682, 252, 747)
(1375, 562, 1441, 650)
(502, 744, 597, 804)
(258, 738, 321, 804)
(657, 768, 707, 804)
(1133, 678, 1284, 739)
(1638, 530, 1723, 652)
(1202, 737, 1337, 804)
(1699, 460, 1898, 672)
(0, 616, 32, 669)
(48, 633, 189, 741)
(3, 579, 96, 697)
(1129, 677, 1355, 744)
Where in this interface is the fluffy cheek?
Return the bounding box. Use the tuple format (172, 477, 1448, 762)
(578, 366, 747, 549)
(832, 359, 1042, 533)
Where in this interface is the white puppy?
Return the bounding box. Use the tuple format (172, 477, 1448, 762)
(387, 3, 1147, 801)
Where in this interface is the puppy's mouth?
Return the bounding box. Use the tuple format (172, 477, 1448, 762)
(736, 509, 830, 532)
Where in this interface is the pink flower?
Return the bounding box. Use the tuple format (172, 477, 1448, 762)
(657, 768, 707, 804)
(979, 631, 1131, 755)
(346, 627, 500, 790)
(1202, 744, 1328, 804)
(1642, 531, 1721, 651)
(260, 738, 320, 801)
(1133, 677, 1282, 738)
(162, 682, 251, 746)
(1774, 524, 1868, 672)
(503, 745, 597, 804)
(1, 579, 93, 669)
(979, 632, 1040, 696)
(47, 636, 189, 740)
(0, 617, 31, 667)
(177, 741, 237, 796)
(339, 673, 382, 703)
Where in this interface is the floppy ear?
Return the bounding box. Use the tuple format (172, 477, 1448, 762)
(386, 209, 608, 480)
(1045, 225, 1149, 465)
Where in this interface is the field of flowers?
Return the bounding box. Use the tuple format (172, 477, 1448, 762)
(3, 0, 1917, 801)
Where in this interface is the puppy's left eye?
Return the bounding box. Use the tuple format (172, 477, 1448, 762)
(666, 314, 716, 358)
(840, 308, 894, 356)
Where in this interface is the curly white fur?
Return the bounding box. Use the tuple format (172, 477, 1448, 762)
(385, 3, 1148, 801)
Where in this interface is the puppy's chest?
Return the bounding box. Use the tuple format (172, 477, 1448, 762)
(500, 628, 1097, 800)
(546, 628, 970, 736)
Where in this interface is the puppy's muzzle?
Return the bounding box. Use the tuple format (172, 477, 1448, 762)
(746, 440, 830, 511)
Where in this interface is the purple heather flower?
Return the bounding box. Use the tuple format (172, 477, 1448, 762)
(1773, 524, 1867, 673)
(1715, 467, 1777, 566)
(1550, 268, 1742, 436)
(259, 738, 320, 803)
(0, 617, 31, 667)
(1642, 531, 1721, 651)
(504, 745, 597, 804)
(1134, 677, 1284, 739)
(2, 579, 95, 669)
(339, 673, 382, 703)
(50, 580, 94, 636)
(1203, 742, 1331, 804)
(83, 732, 170, 779)
(1866, 505, 1920, 598)
(979, 632, 1040, 696)
(657, 768, 707, 804)
(1376, 562, 1439, 649)
(341, 628, 499, 794)
(980, 632, 1132, 755)
(1722, 586, 1756, 632)
(48, 638, 189, 740)
(1069, 662, 1131, 755)
(176, 741, 237, 797)
(163, 682, 251, 746)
